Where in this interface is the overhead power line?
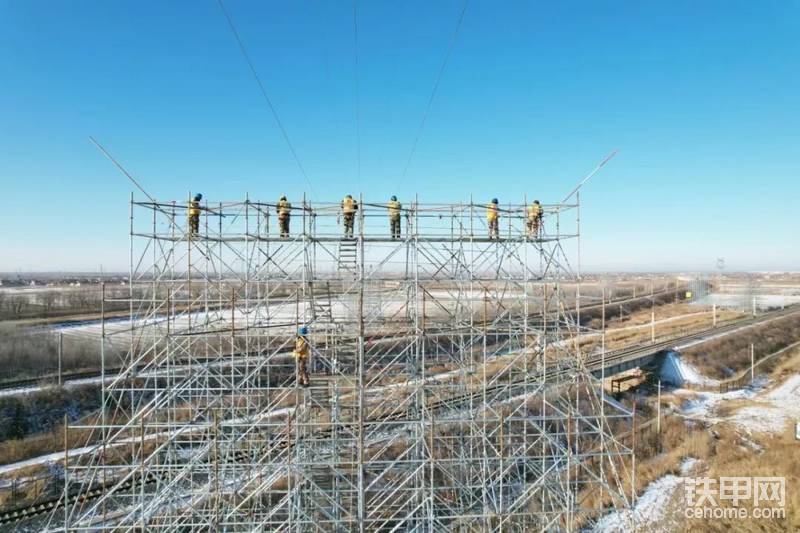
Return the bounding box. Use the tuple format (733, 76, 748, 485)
(89, 136, 157, 204)
(561, 150, 619, 204)
(352, 0, 362, 190)
(217, 0, 315, 197)
(400, 0, 469, 180)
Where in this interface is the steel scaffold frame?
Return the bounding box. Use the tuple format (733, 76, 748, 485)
(57, 196, 634, 531)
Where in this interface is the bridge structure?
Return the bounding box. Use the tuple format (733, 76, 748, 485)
(589, 304, 800, 379)
(57, 196, 635, 531)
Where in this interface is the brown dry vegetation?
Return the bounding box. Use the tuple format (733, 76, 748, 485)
(0, 324, 108, 382)
(583, 414, 797, 531)
(609, 301, 742, 328)
(0, 285, 131, 321)
(618, 347, 800, 531)
(682, 312, 800, 379)
(673, 424, 799, 532)
(0, 386, 101, 442)
(0, 422, 94, 469)
(575, 302, 743, 356)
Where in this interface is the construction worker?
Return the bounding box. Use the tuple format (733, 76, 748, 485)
(277, 196, 291, 238)
(388, 195, 402, 240)
(188, 193, 202, 236)
(487, 198, 500, 239)
(293, 326, 311, 387)
(341, 194, 358, 239)
(527, 200, 543, 237)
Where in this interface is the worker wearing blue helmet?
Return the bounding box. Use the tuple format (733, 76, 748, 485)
(188, 193, 203, 237)
(388, 196, 402, 240)
(293, 326, 311, 386)
(486, 198, 499, 239)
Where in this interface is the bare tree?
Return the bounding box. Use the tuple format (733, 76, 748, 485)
(41, 291, 58, 314)
(9, 295, 27, 317)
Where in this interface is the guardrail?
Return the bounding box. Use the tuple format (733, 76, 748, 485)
(718, 340, 800, 393)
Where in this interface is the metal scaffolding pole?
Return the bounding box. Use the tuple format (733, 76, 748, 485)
(57, 196, 633, 532)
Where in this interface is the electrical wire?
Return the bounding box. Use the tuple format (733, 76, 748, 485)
(352, 0, 362, 191)
(400, 0, 469, 181)
(217, 0, 316, 197)
(90, 136, 158, 204)
(561, 150, 618, 204)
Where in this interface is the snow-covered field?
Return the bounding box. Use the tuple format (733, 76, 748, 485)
(596, 364, 799, 530)
(693, 293, 800, 310)
(676, 384, 761, 419)
(593, 458, 699, 532)
(674, 371, 799, 435)
(729, 374, 800, 434)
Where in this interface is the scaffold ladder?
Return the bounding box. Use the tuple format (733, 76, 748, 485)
(337, 239, 358, 272)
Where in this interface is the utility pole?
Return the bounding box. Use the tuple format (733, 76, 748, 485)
(656, 380, 661, 434)
(58, 331, 63, 387)
(650, 280, 655, 344)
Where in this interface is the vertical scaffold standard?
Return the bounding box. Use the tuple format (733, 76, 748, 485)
(58, 196, 634, 531)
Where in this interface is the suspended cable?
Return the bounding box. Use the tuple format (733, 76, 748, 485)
(561, 150, 618, 204)
(217, 0, 316, 197)
(400, 0, 469, 180)
(352, 0, 362, 191)
(89, 136, 158, 204)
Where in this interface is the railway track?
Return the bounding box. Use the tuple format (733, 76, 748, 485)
(590, 304, 800, 374)
(0, 287, 682, 394)
(3, 304, 796, 527)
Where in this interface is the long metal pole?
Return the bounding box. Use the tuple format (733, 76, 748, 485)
(657, 380, 662, 435)
(631, 402, 637, 505)
(100, 282, 107, 522)
(58, 331, 63, 387)
(601, 286, 606, 489)
(576, 191, 581, 337)
(650, 280, 655, 344)
(63, 412, 68, 532)
(357, 193, 365, 533)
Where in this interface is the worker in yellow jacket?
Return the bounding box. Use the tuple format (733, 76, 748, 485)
(388, 196, 401, 240)
(277, 196, 292, 238)
(293, 326, 311, 387)
(188, 193, 202, 237)
(341, 195, 358, 238)
(487, 198, 499, 239)
(527, 200, 543, 237)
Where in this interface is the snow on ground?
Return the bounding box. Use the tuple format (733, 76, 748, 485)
(674, 371, 800, 435)
(693, 293, 800, 310)
(592, 457, 700, 532)
(0, 376, 117, 399)
(0, 444, 99, 476)
(729, 374, 800, 434)
(677, 385, 760, 420)
(660, 351, 719, 387)
(679, 457, 699, 476)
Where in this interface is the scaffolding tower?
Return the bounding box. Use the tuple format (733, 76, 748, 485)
(58, 195, 634, 531)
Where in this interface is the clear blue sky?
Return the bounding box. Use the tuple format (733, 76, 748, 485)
(1, 1, 798, 272)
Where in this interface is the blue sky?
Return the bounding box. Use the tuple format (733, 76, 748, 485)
(1, 1, 798, 272)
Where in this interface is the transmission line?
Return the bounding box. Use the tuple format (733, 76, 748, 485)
(353, 0, 362, 190)
(400, 0, 469, 180)
(217, 0, 316, 196)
